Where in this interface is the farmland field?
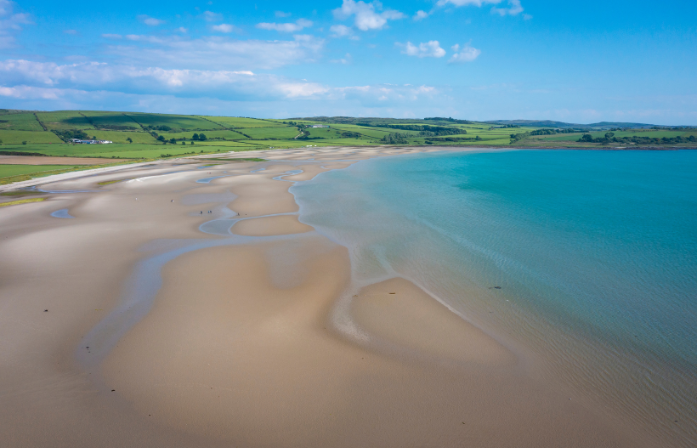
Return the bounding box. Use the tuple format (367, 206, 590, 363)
(82, 112, 143, 130)
(0, 113, 44, 131)
(0, 130, 63, 144)
(244, 127, 302, 139)
(206, 116, 286, 128)
(0, 164, 82, 179)
(158, 130, 250, 141)
(0, 110, 692, 182)
(537, 130, 693, 142)
(37, 111, 94, 130)
(127, 113, 224, 131)
(88, 130, 157, 144)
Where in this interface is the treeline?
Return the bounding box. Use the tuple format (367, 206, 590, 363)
(425, 136, 481, 144)
(530, 128, 581, 135)
(360, 123, 467, 136)
(145, 125, 174, 131)
(424, 117, 472, 124)
(52, 129, 90, 142)
(380, 133, 410, 144)
(579, 133, 697, 145)
(98, 125, 134, 130)
(510, 132, 530, 143)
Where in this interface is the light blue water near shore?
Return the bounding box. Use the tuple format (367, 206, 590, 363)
(291, 149, 697, 445)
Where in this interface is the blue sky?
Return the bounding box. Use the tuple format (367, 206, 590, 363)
(0, 0, 695, 124)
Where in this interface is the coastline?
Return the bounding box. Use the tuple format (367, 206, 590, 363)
(0, 146, 670, 447)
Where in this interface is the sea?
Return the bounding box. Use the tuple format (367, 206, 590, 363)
(291, 149, 697, 446)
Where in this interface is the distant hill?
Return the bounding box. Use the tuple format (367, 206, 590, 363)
(484, 120, 658, 129)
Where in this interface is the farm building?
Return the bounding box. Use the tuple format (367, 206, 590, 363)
(71, 139, 113, 144)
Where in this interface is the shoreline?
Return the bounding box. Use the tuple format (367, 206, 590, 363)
(2, 144, 696, 195)
(0, 146, 672, 447)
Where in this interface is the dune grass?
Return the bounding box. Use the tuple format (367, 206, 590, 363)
(0, 198, 46, 207)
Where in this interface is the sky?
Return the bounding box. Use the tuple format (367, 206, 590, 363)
(0, 0, 695, 124)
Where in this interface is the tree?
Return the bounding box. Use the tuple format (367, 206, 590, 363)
(182, 141, 186, 145)
(190, 141, 194, 145)
(127, 137, 133, 143)
(199, 133, 208, 141)
(157, 135, 166, 143)
(579, 134, 593, 143)
(192, 133, 200, 141)
(605, 132, 615, 139)
(169, 138, 177, 144)
(22, 141, 27, 145)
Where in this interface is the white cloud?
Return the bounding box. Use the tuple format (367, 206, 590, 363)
(103, 35, 325, 71)
(137, 15, 165, 26)
(64, 29, 78, 35)
(0, 59, 328, 100)
(203, 11, 223, 22)
(0, 59, 443, 108)
(256, 19, 312, 33)
(330, 24, 354, 38)
(211, 24, 236, 33)
(102, 34, 122, 39)
(437, 0, 525, 16)
(523, 13, 532, 20)
(332, 84, 439, 105)
(331, 53, 352, 64)
(175, 27, 188, 33)
(333, 0, 405, 31)
(449, 43, 481, 63)
(398, 41, 446, 58)
(275, 11, 291, 18)
(437, 0, 499, 6)
(413, 10, 429, 20)
(0, 0, 32, 48)
(491, 0, 523, 16)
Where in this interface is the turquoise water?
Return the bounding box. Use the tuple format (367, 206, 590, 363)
(291, 149, 697, 446)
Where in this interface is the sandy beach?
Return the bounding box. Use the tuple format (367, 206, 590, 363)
(0, 146, 665, 447)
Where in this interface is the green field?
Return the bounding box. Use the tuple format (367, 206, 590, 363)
(243, 127, 303, 139)
(127, 113, 224, 131)
(88, 130, 157, 144)
(0, 112, 45, 131)
(82, 112, 143, 130)
(37, 111, 94, 130)
(0, 130, 63, 144)
(0, 110, 694, 187)
(0, 164, 82, 179)
(537, 130, 693, 142)
(159, 130, 250, 141)
(205, 116, 285, 128)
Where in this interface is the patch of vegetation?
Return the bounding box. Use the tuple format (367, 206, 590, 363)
(0, 164, 81, 180)
(0, 198, 46, 208)
(52, 129, 90, 142)
(380, 133, 410, 144)
(0, 190, 44, 197)
(0, 151, 47, 156)
(578, 132, 697, 145)
(98, 179, 130, 186)
(424, 117, 472, 124)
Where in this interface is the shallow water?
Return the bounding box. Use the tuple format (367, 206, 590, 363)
(291, 149, 697, 446)
(50, 208, 74, 219)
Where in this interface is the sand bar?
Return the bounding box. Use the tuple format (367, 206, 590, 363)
(0, 147, 667, 447)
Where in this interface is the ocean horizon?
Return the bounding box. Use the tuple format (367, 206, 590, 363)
(292, 149, 697, 446)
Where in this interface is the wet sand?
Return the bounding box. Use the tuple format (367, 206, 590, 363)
(0, 146, 664, 447)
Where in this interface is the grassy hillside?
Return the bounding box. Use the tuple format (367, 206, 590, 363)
(0, 110, 694, 170)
